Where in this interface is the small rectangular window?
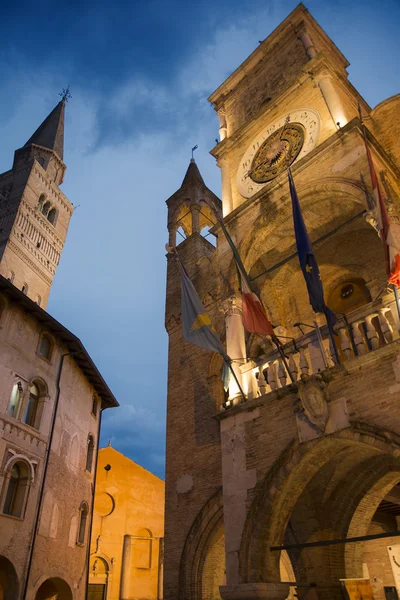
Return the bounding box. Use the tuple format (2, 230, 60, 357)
(91, 397, 98, 417)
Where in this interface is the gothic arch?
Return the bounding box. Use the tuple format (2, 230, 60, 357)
(239, 423, 400, 585)
(34, 575, 73, 600)
(0, 555, 19, 600)
(179, 488, 223, 600)
(224, 178, 370, 293)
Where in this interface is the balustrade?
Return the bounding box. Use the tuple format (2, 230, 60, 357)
(235, 298, 399, 403)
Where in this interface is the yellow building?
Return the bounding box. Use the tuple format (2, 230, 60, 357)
(88, 446, 165, 600)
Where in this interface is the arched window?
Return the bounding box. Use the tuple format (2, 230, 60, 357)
(2, 460, 31, 518)
(39, 334, 52, 360)
(36, 157, 46, 168)
(7, 382, 22, 418)
(86, 435, 95, 472)
(77, 502, 89, 545)
(38, 193, 46, 207)
(21, 283, 28, 295)
(24, 382, 40, 428)
(41, 201, 51, 217)
(6, 270, 14, 283)
(47, 207, 57, 225)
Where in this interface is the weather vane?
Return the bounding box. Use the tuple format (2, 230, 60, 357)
(191, 145, 198, 159)
(59, 86, 72, 102)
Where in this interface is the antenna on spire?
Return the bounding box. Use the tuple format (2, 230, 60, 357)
(191, 145, 198, 160)
(59, 86, 72, 103)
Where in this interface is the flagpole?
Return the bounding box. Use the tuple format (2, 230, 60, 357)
(226, 360, 247, 403)
(272, 336, 296, 384)
(324, 311, 340, 365)
(392, 284, 400, 330)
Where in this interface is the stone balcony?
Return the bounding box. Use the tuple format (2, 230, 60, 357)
(226, 294, 400, 408)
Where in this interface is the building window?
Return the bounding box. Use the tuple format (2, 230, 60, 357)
(21, 284, 28, 295)
(91, 397, 98, 417)
(39, 334, 52, 360)
(2, 461, 31, 518)
(77, 502, 89, 545)
(86, 435, 95, 473)
(47, 208, 57, 225)
(7, 382, 23, 418)
(41, 201, 51, 217)
(24, 382, 40, 428)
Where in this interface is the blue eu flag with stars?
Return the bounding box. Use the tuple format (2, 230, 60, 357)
(288, 169, 337, 330)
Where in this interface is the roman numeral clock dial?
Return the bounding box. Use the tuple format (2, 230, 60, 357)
(236, 109, 321, 198)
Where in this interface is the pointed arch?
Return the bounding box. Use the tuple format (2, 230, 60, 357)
(239, 423, 400, 584)
(179, 488, 223, 600)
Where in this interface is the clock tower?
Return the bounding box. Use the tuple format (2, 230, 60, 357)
(164, 4, 400, 600)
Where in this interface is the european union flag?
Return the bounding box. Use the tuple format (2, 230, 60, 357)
(288, 169, 337, 330)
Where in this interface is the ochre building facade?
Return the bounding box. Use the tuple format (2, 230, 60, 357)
(164, 4, 400, 600)
(88, 446, 164, 600)
(0, 100, 118, 600)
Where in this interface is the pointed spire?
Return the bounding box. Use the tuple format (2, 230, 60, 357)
(24, 99, 65, 160)
(181, 158, 205, 189)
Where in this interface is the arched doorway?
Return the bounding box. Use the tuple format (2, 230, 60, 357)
(241, 426, 400, 600)
(0, 556, 19, 600)
(35, 577, 72, 600)
(88, 556, 109, 600)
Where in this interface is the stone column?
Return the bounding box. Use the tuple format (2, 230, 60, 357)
(168, 225, 177, 247)
(317, 72, 348, 129)
(191, 204, 201, 234)
(297, 24, 317, 59)
(120, 534, 132, 600)
(224, 296, 246, 401)
(218, 110, 228, 141)
(218, 157, 233, 217)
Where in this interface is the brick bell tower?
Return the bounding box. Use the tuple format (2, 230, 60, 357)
(164, 158, 228, 600)
(0, 96, 74, 308)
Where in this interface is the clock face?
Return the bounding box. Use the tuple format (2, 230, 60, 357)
(236, 108, 320, 198)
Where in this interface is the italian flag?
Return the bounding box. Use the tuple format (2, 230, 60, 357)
(364, 139, 400, 287)
(219, 220, 274, 337)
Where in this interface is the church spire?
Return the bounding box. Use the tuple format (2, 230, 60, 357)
(166, 159, 222, 247)
(23, 99, 65, 160)
(180, 158, 206, 189)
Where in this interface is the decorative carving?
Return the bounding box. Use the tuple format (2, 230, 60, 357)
(249, 123, 305, 183)
(296, 375, 329, 431)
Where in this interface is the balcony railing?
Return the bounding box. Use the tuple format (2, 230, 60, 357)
(236, 296, 399, 402)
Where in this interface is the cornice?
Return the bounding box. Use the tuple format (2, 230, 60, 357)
(8, 239, 54, 284)
(32, 164, 73, 214)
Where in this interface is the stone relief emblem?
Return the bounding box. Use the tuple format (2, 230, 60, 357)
(297, 375, 329, 431)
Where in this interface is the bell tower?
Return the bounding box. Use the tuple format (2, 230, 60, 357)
(0, 97, 74, 308)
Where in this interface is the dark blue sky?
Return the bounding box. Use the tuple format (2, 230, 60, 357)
(0, 0, 399, 477)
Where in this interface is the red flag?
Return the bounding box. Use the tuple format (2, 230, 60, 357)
(364, 131, 400, 287)
(218, 220, 274, 336)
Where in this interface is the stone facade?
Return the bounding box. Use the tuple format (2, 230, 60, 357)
(88, 446, 164, 600)
(0, 100, 118, 600)
(164, 4, 400, 600)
